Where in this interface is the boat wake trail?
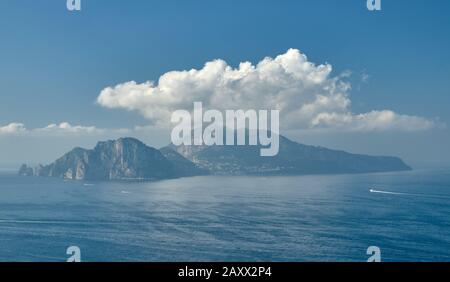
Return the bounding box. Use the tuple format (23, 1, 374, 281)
(369, 189, 407, 195)
(369, 189, 450, 200)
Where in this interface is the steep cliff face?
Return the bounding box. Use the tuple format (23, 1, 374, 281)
(89, 138, 174, 180)
(37, 147, 91, 180)
(34, 138, 199, 181)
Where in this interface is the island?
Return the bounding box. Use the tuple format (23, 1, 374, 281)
(19, 136, 411, 181)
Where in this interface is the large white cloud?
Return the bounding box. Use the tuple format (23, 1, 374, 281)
(98, 48, 436, 132)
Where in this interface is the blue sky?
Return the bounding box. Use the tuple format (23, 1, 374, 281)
(0, 0, 449, 167)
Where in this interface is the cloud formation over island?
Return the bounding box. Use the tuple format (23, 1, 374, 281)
(97, 49, 438, 132)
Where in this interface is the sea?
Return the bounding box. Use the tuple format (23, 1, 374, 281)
(0, 169, 449, 262)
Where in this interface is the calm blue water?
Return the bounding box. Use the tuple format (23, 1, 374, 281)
(0, 170, 449, 262)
